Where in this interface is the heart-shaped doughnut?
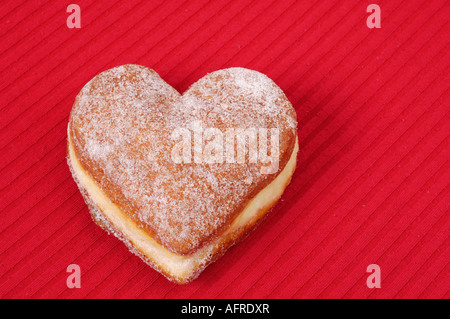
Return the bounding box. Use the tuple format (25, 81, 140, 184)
(67, 64, 298, 284)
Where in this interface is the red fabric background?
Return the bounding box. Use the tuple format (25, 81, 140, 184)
(1, 0, 448, 299)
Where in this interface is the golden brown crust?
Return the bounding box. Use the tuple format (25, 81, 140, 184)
(68, 64, 297, 256)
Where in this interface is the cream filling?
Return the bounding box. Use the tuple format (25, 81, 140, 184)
(68, 130, 298, 280)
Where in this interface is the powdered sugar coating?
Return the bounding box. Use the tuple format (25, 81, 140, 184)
(69, 64, 297, 254)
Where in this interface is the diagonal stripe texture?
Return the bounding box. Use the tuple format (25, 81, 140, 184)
(0, 0, 448, 299)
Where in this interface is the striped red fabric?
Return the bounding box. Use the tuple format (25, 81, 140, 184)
(0, 0, 448, 299)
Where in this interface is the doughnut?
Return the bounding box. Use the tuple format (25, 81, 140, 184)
(67, 64, 298, 284)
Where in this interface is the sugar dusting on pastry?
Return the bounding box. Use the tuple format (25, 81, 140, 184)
(69, 64, 297, 255)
